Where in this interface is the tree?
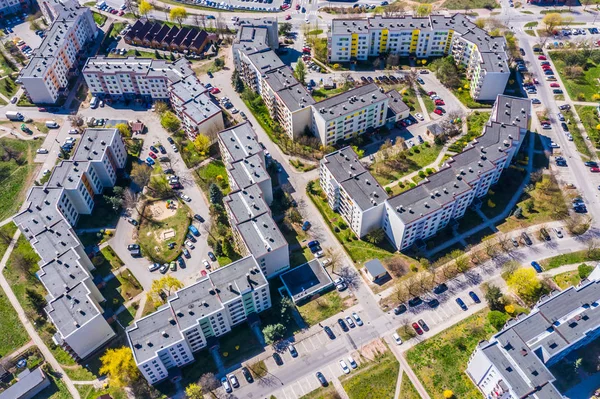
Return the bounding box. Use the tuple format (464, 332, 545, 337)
(474, 18, 486, 29)
(161, 111, 181, 133)
(263, 323, 286, 345)
(294, 59, 307, 85)
(324, 247, 344, 274)
(543, 13, 563, 33)
(106, 194, 123, 212)
(280, 296, 293, 323)
(488, 310, 509, 331)
(148, 275, 184, 306)
(131, 163, 152, 189)
(185, 383, 203, 399)
(279, 22, 292, 36)
(209, 183, 223, 205)
(430, 56, 461, 89)
(507, 268, 542, 303)
(199, 373, 220, 395)
(484, 284, 505, 311)
(114, 123, 132, 138)
(232, 70, 244, 93)
(154, 101, 169, 115)
(138, 0, 153, 17)
(67, 114, 84, 128)
(169, 7, 188, 27)
(415, 3, 432, 17)
(100, 347, 140, 387)
(26, 288, 46, 316)
(193, 134, 211, 155)
(443, 390, 455, 399)
(365, 228, 385, 245)
(501, 260, 519, 278)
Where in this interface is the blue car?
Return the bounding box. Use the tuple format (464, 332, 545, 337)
(188, 225, 200, 236)
(307, 240, 319, 248)
(145, 157, 155, 165)
(456, 297, 468, 311)
(531, 261, 543, 273)
(469, 291, 481, 303)
(302, 221, 311, 231)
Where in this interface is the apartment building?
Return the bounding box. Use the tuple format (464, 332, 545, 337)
(20, 4, 97, 104)
(83, 57, 224, 138)
(12, 128, 126, 360)
(466, 265, 600, 398)
(319, 95, 530, 250)
(218, 123, 290, 278)
(127, 256, 270, 384)
(124, 20, 215, 54)
(320, 147, 388, 238)
(237, 17, 279, 50)
(327, 14, 509, 101)
(0, 0, 30, 19)
(311, 83, 389, 146)
(36, 0, 77, 23)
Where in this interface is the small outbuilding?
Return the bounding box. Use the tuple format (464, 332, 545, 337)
(0, 368, 51, 399)
(364, 259, 389, 282)
(280, 259, 334, 304)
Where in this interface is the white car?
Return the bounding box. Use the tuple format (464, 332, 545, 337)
(550, 142, 560, 148)
(339, 360, 350, 374)
(345, 316, 355, 328)
(185, 240, 195, 249)
(42, 169, 50, 175)
(393, 333, 403, 345)
(179, 193, 191, 202)
(202, 259, 210, 268)
(415, 113, 424, 121)
(347, 356, 357, 369)
(352, 312, 363, 326)
(231, 108, 239, 114)
(36, 148, 48, 154)
(10, 96, 17, 104)
(228, 374, 239, 388)
(172, 144, 179, 152)
(65, 137, 76, 144)
(68, 129, 79, 134)
(148, 263, 161, 272)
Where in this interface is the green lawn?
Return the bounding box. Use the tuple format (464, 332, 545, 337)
(455, 79, 493, 109)
(549, 51, 600, 102)
(340, 350, 399, 399)
(0, 76, 18, 100)
(565, 109, 592, 159)
(100, 268, 143, 312)
(540, 250, 600, 270)
(77, 385, 127, 399)
(399, 373, 421, 399)
(307, 183, 397, 264)
(368, 142, 443, 186)
(89, 246, 123, 278)
(419, 88, 435, 114)
(553, 270, 581, 290)
(0, 223, 17, 258)
(443, 0, 498, 8)
(297, 290, 348, 326)
(91, 11, 107, 26)
(138, 202, 191, 263)
(448, 111, 491, 153)
(0, 137, 41, 221)
(406, 310, 495, 398)
(575, 105, 600, 150)
(194, 160, 230, 194)
(311, 84, 353, 102)
(0, 284, 29, 357)
(299, 385, 339, 399)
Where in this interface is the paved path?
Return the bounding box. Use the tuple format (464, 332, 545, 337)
(393, 366, 404, 399)
(332, 376, 350, 399)
(135, 294, 148, 320)
(385, 335, 431, 399)
(4, 340, 34, 361)
(0, 229, 81, 399)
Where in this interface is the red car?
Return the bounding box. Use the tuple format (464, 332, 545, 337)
(38, 107, 47, 112)
(427, 91, 436, 96)
(296, 4, 300, 9)
(591, 167, 600, 173)
(434, 108, 443, 116)
(542, 65, 552, 70)
(281, 3, 289, 9)
(210, 87, 220, 94)
(149, 152, 157, 159)
(435, 99, 445, 106)
(538, 55, 547, 60)
(412, 322, 423, 335)
(435, 107, 445, 114)
(550, 83, 560, 87)
(302, 47, 311, 53)
(118, 10, 124, 15)
(285, 14, 291, 20)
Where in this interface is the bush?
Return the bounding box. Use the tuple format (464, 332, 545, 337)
(487, 199, 496, 208)
(418, 171, 426, 178)
(578, 263, 594, 279)
(488, 310, 509, 331)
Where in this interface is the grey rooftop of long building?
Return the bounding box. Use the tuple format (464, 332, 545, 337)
(0, 367, 49, 399)
(208, 256, 267, 304)
(312, 83, 387, 121)
(38, 248, 91, 299)
(47, 161, 90, 190)
(45, 282, 101, 338)
(218, 122, 263, 163)
(28, 218, 80, 264)
(14, 187, 65, 237)
(479, 51, 509, 74)
(72, 128, 119, 162)
(322, 147, 369, 183)
(235, 212, 287, 257)
(224, 184, 269, 225)
(180, 94, 221, 123)
(386, 90, 410, 115)
(169, 75, 208, 101)
(228, 154, 270, 189)
(83, 57, 194, 83)
(246, 50, 285, 73)
(492, 95, 531, 130)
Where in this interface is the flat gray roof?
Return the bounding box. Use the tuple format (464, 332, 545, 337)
(181, 94, 221, 124)
(247, 50, 284, 73)
(29, 219, 80, 264)
(47, 161, 90, 190)
(209, 256, 266, 304)
(38, 248, 91, 299)
(479, 51, 509, 74)
(170, 75, 208, 101)
(72, 128, 119, 162)
(280, 260, 333, 303)
(235, 212, 287, 257)
(0, 367, 49, 399)
(218, 122, 262, 163)
(224, 184, 269, 225)
(312, 83, 387, 121)
(386, 90, 410, 115)
(322, 147, 369, 183)
(364, 259, 387, 276)
(46, 282, 102, 338)
(14, 187, 65, 237)
(228, 154, 270, 190)
(493, 95, 531, 130)
(167, 278, 221, 331)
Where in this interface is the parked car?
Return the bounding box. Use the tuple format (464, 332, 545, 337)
(338, 318, 349, 332)
(159, 264, 169, 273)
(521, 232, 532, 246)
(433, 283, 448, 294)
(272, 352, 283, 366)
(208, 251, 217, 262)
(408, 297, 422, 307)
(324, 326, 335, 340)
(345, 316, 355, 328)
(412, 322, 423, 335)
(418, 319, 429, 332)
(392, 333, 402, 345)
(456, 297, 468, 311)
(228, 374, 239, 389)
(469, 291, 481, 303)
(339, 360, 350, 374)
(531, 261, 543, 273)
(352, 312, 363, 326)
(242, 367, 253, 383)
(148, 263, 161, 272)
(393, 304, 407, 315)
(316, 372, 328, 387)
(221, 377, 232, 393)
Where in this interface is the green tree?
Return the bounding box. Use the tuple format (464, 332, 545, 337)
(106, 195, 123, 212)
(222, 239, 235, 258)
(169, 6, 188, 27)
(114, 123, 132, 138)
(193, 134, 211, 155)
(488, 310, 509, 331)
(279, 22, 292, 36)
(415, 3, 432, 16)
(232, 70, 244, 93)
(100, 347, 140, 387)
(154, 101, 169, 115)
(138, 0, 153, 17)
(365, 229, 385, 245)
(214, 57, 224, 69)
(430, 56, 461, 89)
(209, 183, 223, 205)
(148, 275, 184, 307)
(263, 323, 286, 344)
(294, 59, 307, 85)
(280, 297, 293, 323)
(185, 383, 203, 399)
(161, 111, 181, 133)
(507, 268, 542, 303)
(130, 163, 152, 189)
(484, 284, 505, 311)
(543, 13, 563, 32)
(26, 288, 46, 316)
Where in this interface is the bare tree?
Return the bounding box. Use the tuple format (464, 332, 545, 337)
(0, 228, 13, 246)
(483, 238, 499, 259)
(67, 114, 84, 128)
(325, 248, 344, 274)
(392, 282, 411, 304)
(586, 239, 600, 259)
(12, 252, 34, 276)
(200, 373, 220, 395)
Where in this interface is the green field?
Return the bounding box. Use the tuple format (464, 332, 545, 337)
(138, 202, 191, 263)
(399, 373, 421, 399)
(553, 270, 581, 290)
(0, 138, 41, 221)
(575, 105, 600, 149)
(549, 51, 600, 102)
(0, 284, 29, 357)
(368, 142, 443, 186)
(194, 160, 230, 194)
(443, 0, 498, 9)
(297, 290, 348, 326)
(0, 222, 16, 258)
(341, 350, 399, 399)
(540, 250, 600, 270)
(448, 111, 490, 153)
(406, 310, 495, 398)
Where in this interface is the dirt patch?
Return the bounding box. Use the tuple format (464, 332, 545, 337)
(147, 200, 178, 221)
(357, 339, 388, 362)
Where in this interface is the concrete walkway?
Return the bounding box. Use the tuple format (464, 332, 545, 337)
(393, 366, 404, 399)
(0, 229, 81, 399)
(332, 376, 350, 399)
(385, 333, 431, 399)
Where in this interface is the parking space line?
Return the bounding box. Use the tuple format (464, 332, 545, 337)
(437, 305, 450, 319)
(429, 310, 443, 323)
(296, 380, 306, 395)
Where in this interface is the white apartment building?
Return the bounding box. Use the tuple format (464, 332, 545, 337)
(328, 14, 510, 101)
(320, 95, 530, 251)
(12, 128, 126, 360)
(466, 265, 600, 399)
(320, 147, 388, 238)
(311, 83, 389, 146)
(19, 4, 97, 104)
(36, 0, 77, 23)
(218, 123, 290, 278)
(127, 256, 270, 384)
(83, 57, 224, 138)
(0, 0, 29, 19)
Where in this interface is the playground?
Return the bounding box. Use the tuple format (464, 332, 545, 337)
(138, 199, 191, 263)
